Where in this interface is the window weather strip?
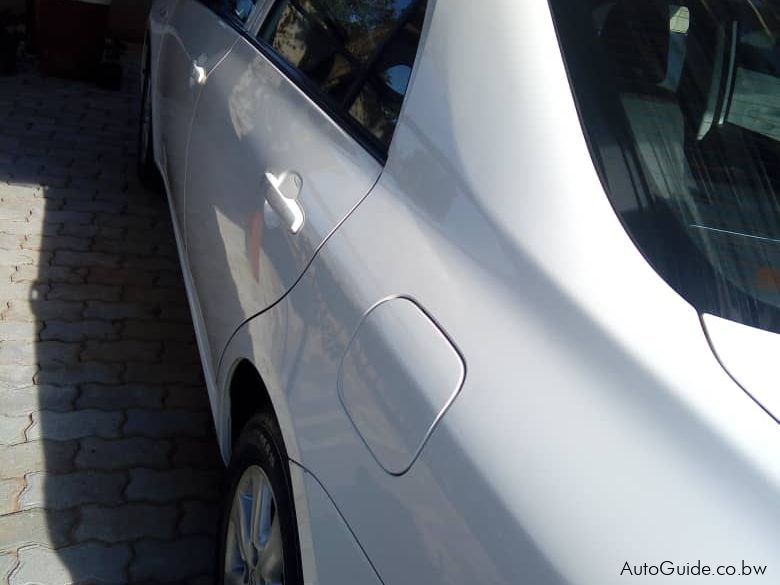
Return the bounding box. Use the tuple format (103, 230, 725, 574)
(718, 21, 739, 126)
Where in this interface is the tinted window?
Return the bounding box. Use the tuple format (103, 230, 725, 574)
(550, 0, 780, 333)
(348, 2, 426, 146)
(259, 0, 427, 150)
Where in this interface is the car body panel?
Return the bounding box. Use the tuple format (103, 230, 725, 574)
(338, 296, 465, 475)
(289, 462, 384, 585)
(702, 314, 780, 421)
(220, 163, 780, 585)
(215, 0, 780, 583)
(145, 0, 178, 81)
(146, 0, 178, 165)
(155, 0, 239, 232)
(184, 34, 382, 369)
(153, 0, 780, 583)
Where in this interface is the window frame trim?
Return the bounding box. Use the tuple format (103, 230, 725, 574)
(201, 0, 256, 29)
(246, 0, 274, 32)
(196, 0, 431, 164)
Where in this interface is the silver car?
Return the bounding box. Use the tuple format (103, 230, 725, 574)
(140, 0, 780, 583)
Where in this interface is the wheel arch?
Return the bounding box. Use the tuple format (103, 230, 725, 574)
(227, 358, 277, 449)
(221, 357, 316, 585)
(220, 353, 302, 466)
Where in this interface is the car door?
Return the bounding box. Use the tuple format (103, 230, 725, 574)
(155, 0, 254, 232)
(184, 0, 422, 367)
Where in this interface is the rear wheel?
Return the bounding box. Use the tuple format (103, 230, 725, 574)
(218, 413, 302, 585)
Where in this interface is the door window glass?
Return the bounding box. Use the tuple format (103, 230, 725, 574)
(347, 1, 426, 147)
(259, 0, 427, 151)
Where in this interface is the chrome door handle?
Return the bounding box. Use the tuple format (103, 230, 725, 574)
(264, 171, 305, 234)
(191, 63, 207, 85)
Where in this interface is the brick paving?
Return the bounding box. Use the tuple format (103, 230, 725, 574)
(0, 49, 223, 583)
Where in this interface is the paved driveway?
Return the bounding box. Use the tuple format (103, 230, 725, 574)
(0, 50, 223, 583)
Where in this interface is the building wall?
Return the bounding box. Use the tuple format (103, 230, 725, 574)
(0, 0, 26, 16)
(0, 0, 152, 43)
(108, 0, 153, 43)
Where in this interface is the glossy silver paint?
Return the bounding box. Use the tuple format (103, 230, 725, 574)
(184, 34, 382, 368)
(154, 0, 237, 231)
(148, 0, 780, 584)
(292, 463, 383, 585)
(702, 314, 780, 422)
(338, 296, 465, 475)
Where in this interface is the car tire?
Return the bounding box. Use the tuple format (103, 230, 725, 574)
(217, 412, 303, 585)
(137, 50, 160, 189)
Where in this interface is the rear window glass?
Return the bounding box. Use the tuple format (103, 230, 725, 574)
(550, 0, 780, 332)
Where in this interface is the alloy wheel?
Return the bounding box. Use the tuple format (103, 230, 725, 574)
(224, 465, 284, 585)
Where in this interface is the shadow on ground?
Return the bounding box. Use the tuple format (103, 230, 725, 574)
(0, 47, 223, 584)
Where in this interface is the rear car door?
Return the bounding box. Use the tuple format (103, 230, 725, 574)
(184, 0, 423, 366)
(154, 0, 254, 232)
